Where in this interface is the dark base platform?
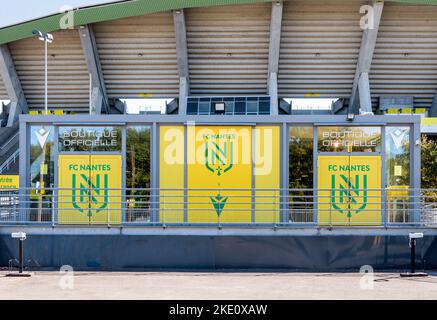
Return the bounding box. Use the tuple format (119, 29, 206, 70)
(1, 228, 437, 271)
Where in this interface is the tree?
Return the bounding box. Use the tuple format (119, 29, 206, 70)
(421, 134, 437, 189)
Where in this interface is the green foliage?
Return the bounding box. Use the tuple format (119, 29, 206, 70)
(289, 140, 313, 189)
(421, 134, 437, 189)
(126, 127, 151, 194)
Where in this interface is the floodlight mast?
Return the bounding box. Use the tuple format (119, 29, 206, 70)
(32, 29, 53, 115)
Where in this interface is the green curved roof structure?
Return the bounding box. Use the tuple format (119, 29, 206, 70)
(1, 0, 437, 45)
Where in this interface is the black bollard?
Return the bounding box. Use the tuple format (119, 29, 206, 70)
(401, 232, 427, 277)
(410, 237, 416, 274)
(6, 232, 31, 277)
(19, 238, 24, 274)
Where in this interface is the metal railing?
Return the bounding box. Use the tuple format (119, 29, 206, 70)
(0, 149, 19, 174)
(0, 187, 436, 227)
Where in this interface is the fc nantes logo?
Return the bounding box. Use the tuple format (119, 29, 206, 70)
(71, 173, 109, 217)
(204, 134, 235, 176)
(202, 133, 236, 217)
(331, 174, 367, 217)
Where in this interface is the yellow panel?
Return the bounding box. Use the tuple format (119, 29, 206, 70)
(187, 126, 252, 223)
(318, 156, 350, 225)
(318, 155, 381, 226)
(348, 156, 381, 225)
(0, 175, 19, 189)
(58, 154, 91, 224)
(89, 155, 122, 225)
(254, 126, 280, 223)
(58, 154, 122, 225)
(421, 117, 437, 125)
(159, 126, 184, 223)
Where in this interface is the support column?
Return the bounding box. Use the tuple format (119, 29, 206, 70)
(267, 1, 283, 115)
(173, 10, 190, 115)
(79, 25, 109, 114)
(0, 44, 28, 127)
(358, 72, 372, 113)
(348, 1, 384, 115)
(429, 93, 437, 117)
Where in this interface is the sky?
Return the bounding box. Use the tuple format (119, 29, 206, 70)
(0, 0, 124, 28)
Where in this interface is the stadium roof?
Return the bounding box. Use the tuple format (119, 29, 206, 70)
(1, 0, 437, 44)
(1, 0, 437, 115)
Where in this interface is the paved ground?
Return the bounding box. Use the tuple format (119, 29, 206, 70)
(1, 271, 437, 300)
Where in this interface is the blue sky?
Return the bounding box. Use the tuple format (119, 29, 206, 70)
(0, 0, 121, 28)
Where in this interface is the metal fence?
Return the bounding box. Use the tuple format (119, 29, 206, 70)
(0, 187, 436, 227)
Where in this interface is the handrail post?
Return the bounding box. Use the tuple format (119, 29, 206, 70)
(329, 189, 332, 227)
(13, 191, 17, 223)
(51, 193, 55, 227)
(162, 190, 166, 229)
(107, 189, 110, 228)
(275, 189, 278, 228)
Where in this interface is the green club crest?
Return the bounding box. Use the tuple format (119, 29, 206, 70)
(204, 138, 234, 176)
(331, 174, 367, 217)
(72, 173, 109, 217)
(210, 193, 228, 217)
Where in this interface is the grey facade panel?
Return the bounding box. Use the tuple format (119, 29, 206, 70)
(0, 74, 7, 100)
(278, 0, 365, 98)
(93, 12, 179, 99)
(370, 2, 437, 109)
(186, 3, 270, 95)
(8, 29, 90, 111)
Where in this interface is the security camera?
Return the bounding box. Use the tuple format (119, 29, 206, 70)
(409, 232, 423, 239)
(11, 232, 26, 240)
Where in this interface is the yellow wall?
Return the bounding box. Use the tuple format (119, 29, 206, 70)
(159, 126, 185, 223)
(187, 126, 252, 223)
(254, 126, 280, 223)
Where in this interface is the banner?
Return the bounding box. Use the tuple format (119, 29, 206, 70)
(318, 155, 381, 225)
(0, 175, 19, 189)
(58, 154, 122, 224)
(187, 126, 252, 223)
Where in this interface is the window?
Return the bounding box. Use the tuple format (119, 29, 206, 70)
(318, 126, 381, 153)
(124, 99, 170, 114)
(385, 126, 410, 223)
(126, 126, 151, 222)
(186, 97, 270, 115)
(58, 126, 122, 152)
(289, 126, 313, 222)
(29, 125, 54, 221)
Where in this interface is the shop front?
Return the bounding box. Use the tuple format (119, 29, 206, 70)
(18, 114, 421, 227)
